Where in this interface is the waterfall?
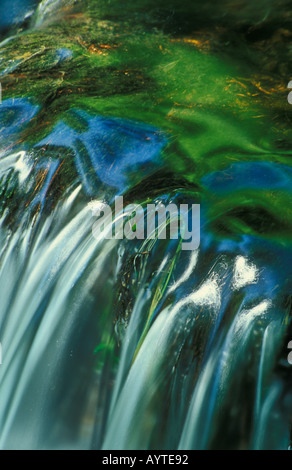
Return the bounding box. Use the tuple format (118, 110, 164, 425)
(33, 0, 77, 28)
(1, 0, 292, 451)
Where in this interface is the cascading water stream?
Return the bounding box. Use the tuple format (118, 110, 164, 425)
(0, 0, 292, 451)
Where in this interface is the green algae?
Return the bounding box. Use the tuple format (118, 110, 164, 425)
(0, 0, 292, 451)
(1, 0, 291, 171)
(0, 0, 292, 259)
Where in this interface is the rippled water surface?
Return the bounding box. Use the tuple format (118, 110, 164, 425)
(0, 0, 292, 450)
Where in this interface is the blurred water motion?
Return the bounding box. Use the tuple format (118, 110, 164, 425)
(0, 0, 292, 450)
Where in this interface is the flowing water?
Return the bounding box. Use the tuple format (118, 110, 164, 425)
(0, 0, 292, 450)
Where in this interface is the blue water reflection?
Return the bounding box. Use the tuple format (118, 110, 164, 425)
(36, 109, 167, 194)
(0, 0, 39, 34)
